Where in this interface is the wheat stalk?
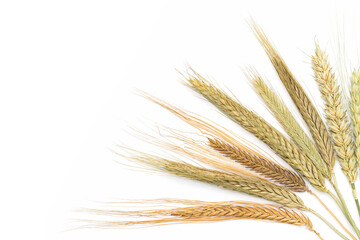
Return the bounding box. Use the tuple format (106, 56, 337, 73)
(250, 72, 329, 178)
(251, 23, 335, 174)
(350, 69, 360, 169)
(207, 137, 306, 192)
(185, 71, 326, 192)
(312, 44, 358, 184)
(84, 200, 323, 239)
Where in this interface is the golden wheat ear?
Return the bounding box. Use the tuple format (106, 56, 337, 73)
(116, 148, 305, 209)
(250, 22, 335, 175)
(312, 44, 358, 183)
(183, 69, 326, 192)
(81, 200, 323, 239)
(207, 137, 306, 192)
(248, 70, 330, 178)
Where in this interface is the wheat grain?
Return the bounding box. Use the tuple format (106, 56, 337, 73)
(312, 44, 358, 183)
(251, 22, 335, 174)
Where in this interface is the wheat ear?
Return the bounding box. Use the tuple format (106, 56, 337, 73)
(84, 200, 323, 239)
(250, 72, 329, 177)
(119, 150, 305, 209)
(312, 44, 360, 220)
(251, 23, 335, 175)
(185, 71, 326, 192)
(312, 45, 358, 183)
(350, 69, 360, 169)
(207, 137, 306, 192)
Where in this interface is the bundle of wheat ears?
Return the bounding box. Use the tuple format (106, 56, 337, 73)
(83, 22, 360, 239)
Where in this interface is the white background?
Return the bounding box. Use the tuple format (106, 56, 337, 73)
(2, 0, 360, 239)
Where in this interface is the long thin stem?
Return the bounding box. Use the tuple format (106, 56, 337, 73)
(331, 176, 360, 238)
(351, 183, 360, 218)
(310, 228, 325, 240)
(328, 190, 346, 218)
(309, 190, 356, 240)
(308, 208, 350, 240)
(328, 190, 360, 238)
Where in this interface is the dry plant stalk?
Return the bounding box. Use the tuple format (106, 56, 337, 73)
(120, 150, 306, 209)
(250, 72, 329, 177)
(350, 70, 360, 168)
(185, 71, 326, 192)
(312, 45, 358, 184)
(85, 200, 322, 238)
(207, 137, 306, 192)
(251, 22, 335, 175)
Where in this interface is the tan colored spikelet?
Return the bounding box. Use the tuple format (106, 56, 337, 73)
(350, 69, 360, 169)
(119, 150, 305, 209)
(250, 72, 330, 177)
(312, 44, 358, 183)
(84, 200, 321, 238)
(251, 22, 336, 173)
(208, 137, 306, 192)
(84, 200, 313, 229)
(185, 71, 326, 192)
(140, 93, 308, 192)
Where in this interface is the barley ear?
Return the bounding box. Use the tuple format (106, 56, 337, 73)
(207, 137, 307, 192)
(83, 201, 320, 238)
(250, 71, 330, 178)
(251, 22, 336, 173)
(120, 150, 306, 209)
(312, 44, 358, 183)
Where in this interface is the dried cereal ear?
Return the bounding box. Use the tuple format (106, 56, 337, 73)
(81, 200, 322, 239)
(250, 22, 336, 173)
